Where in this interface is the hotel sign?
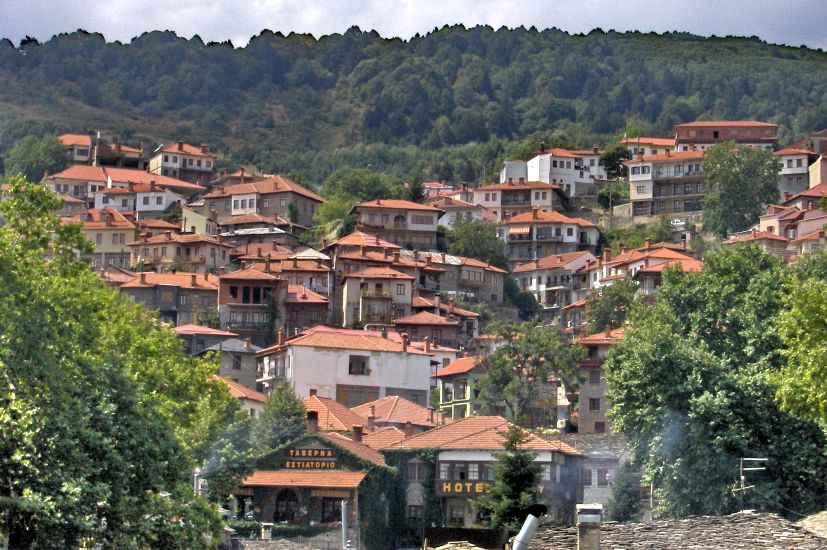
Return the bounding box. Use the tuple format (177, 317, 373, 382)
(283, 448, 337, 469)
(437, 481, 490, 495)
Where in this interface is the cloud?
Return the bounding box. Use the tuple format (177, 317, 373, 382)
(1, 0, 825, 50)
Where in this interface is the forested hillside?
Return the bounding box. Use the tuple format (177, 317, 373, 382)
(1, 26, 826, 184)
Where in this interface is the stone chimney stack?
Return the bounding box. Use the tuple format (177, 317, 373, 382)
(306, 411, 318, 434)
(644, 238, 651, 248)
(140, 272, 146, 284)
(403, 420, 413, 439)
(243, 338, 251, 350)
(278, 329, 285, 346)
(402, 334, 408, 353)
(367, 405, 376, 430)
(576, 503, 603, 550)
(424, 336, 431, 353)
(352, 424, 363, 443)
(532, 206, 539, 219)
(190, 274, 197, 286)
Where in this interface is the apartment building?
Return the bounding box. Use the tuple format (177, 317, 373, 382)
(406, 251, 507, 304)
(575, 328, 624, 434)
(473, 179, 565, 220)
(673, 120, 778, 152)
(94, 181, 186, 217)
(618, 136, 676, 157)
(350, 199, 442, 251)
(149, 141, 216, 185)
(57, 133, 93, 164)
(120, 272, 219, 326)
(500, 147, 608, 197)
(626, 149, 706, 217)
(340, 267, 413, 327)
(217, 266, 288, 345)
(428, 196, 497, 227)
(284, 284, 329, 335)
(198, 175, 324, 227)
(513, 251, 598, 319)
(128, 231, 233, 274)
(65, 208, 137, 269)
(774, 148, 817, 197)
(501, 207, 600, 269)
(434, 356, 483, 421)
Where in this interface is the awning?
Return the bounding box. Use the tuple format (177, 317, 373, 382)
(241, 470, 366, 489)
(508, 225, 531, 235)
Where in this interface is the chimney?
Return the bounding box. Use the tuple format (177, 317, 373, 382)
(518, 177, 525, 183)
(448, 297, 455, 312)
(426, 256, 432, 266)
(434, 294, 440, 310)
(292, 258, 298, 269)
(278, 329, 285, 346)
(593, 145, 599, 154)
(219, 267, 226, 276)
(644, 238, 651, 248)
(665, 149, 671, 158)
(200, 143, 208, 153)
(532, 206, 539, 219)
(360, 245, 366, 257)
(576, 503, 603, 550)
(508, 177, 513, 183)
(140, 272, 146, 284)
(257, 247, 263, 257)
(602, 249, 611, 262)
(681, 240, 686, 249)
(177, 141, 184, 151)
(309, 389, 317, 397)
(402, 334, 408, 353)
(403, 421, 414, 439)
(393, 250, 400, 263)
(306, 411, 318, 434)
(265, 259, 271, 273)
(621, 247, 629, 254)
(424, 336, 431, 353)
(783, 191, 790, 202)
(428, 407, 435, 424)
(368, 405, 376, 430)
(752, 228, 757, 237)
(381, 326, 388, 339)
(190, 274, 197, 286)
(217, 234, 223, 244)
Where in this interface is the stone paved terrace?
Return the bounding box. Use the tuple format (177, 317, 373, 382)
(529, 510, 827, 549)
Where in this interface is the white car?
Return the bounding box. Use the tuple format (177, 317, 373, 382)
(670, 219, 686, 228)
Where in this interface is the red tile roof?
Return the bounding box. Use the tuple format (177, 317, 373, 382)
(361, 426, 406, 450)
(394, 311, 459, 326)
(577, 328, 625, 346)
(723, 231, 789, 244)
(513, 251, 594, 273)
(48, 165, 205, 193)
(390, 416, 582, 454)
(411, 296, 479, 318)
(774, 148, 816, 156)
(503, 210, 596, 228)
(618, 136, 676, 147)
(72, 208, 135, 229)
(219, 377, 267, 403)
(58, 133, 92, 147)
(792, 230, 826, 244)
(327, 230, 401, 250)
(343, 267, 414, 280)
(353, 199, 442, 212)
(242, 470, 367, 489)
(635, 258, 703, 274)
(476, 180, 561, 192)
(98, 142, 142, 155)
(219, 267, 279, 281)
(202, 175, 323, 203)
(317, 432, 386, 466)
(158, 141, 217, 158)
(285, 285, 328, 304)
(605, 247, 694, 267)
(351, 395, 442, 428)
(303, 395, 368, 432)
(127, 231, 230, 247)
(173, 324, 238, 337)
(280, 329, 432, 356)
(787, 182, 827, 201)
(435, 356, 482, 378)
(121, 272, 219, 290)
(136, 219, 179, 230)
(217, 212, 291, 226)
(561, 299, 587, 311)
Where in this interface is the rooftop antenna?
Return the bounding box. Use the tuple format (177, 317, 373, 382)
(732, 457, 768, 510)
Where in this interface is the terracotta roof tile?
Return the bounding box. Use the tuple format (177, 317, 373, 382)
(242, 470, 367, 488)
(353, 199, 441, 212)
(635, 258, 703, 274)
(283, 329, 432, 355)
(158, 141, 217, 158)
(285, 284, 328, 304)
(351, 396, 442, 428)
(48, 165, 205, 193)
(774, 148, 816, 156)
(504, 210, 596, 227)
(618, 136, 676, 147)
(395, 311, 459, 326)
(173, 324, 238, 337)
(476, 181, 561, 192)
(723, 231, 790, 244)
(391, 416, 582, 454)
(792, 229, 826, 244)
(411, 296, 479, 318)
(217, 212, 291, 226)
(219, 267, 279, 281)
(435, 356, 482, 378)
(626, 150, 705, 164)
(577, 327, 625, 346)
(136, 219, 179, 230)
(58, 133, 92, 147)
(202, 175, 323, 203)
(127, 231, 230, 247)
(72, 208, 135, 229)
(675, 120, 777, 128)
(303, 395, 368, 432)
(362, 426, 406, 450)
(513, 251, 595, 273)
(343, 267, 414, 280)
(317, 432, 386, 466)
(219, 377, 267, 403)
(121, 272, 219, 290)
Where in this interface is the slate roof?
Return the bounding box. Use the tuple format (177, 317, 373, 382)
(528, 510, 827, 549)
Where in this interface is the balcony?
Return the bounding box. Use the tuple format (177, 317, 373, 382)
(502, 198, 531, 206)
(361, 289, 392, 298)
(653, 167, 703, 180)
(227, 321, 270, 331)
(535, 232, 564, 242)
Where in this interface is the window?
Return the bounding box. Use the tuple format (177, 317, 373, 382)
(348, 355, 368, 375)
(262, 198, 269, 207)
(119, 234, 125, 244)
(206, 160, 212, 168)
(229, 285, 238, 299)
(797, 158, 803, 168)
(589, 398, 600, 411)
(673, 200, 680, 211)
(196, 159, 202, 167)
(407, 505, 423, 523)
(411, 215, 434, 225)
(454, 463, 468, 480)
(396, 283, 405, 295)
(481, 464, 495, 481)
(188, 158, 194, 166)
(449, 506, 465, 525)
(178, 294, 188, 306)
(641, 166, 651, 174)
(439, 463, 450, 480)
(567, 227, 574, 237)
(542, 191, 547, 200)
(595, 421, 606, 433)
(484, 193, 490, 201)
(280, 197, 287, 207)
(636, 186, 645, 194)
(112, 233, 119, 244)
(589, 369, 601, 384)
(156, 196, 163, 205)
(224, 201, 230, 212)
(582, 469, 593, 486)
(405, 462, 426, 481)
(233, 200, 240, 209)
(240, 199, 247, 209)
(142, 196, 149, 205)
(566, 161, 571, 169)
(232, 355, 242, 370)
(552, 160, 558, 168)
(161, 246, 167, 257)
(121, 199, 128, 208)
(696, 182, 703, 194)
(535, 192, 540, 200)
(95, 233, 102, 245)
(631, 166, 640, 175)
(468, 463, 479, 480)
(102, 196, 109, 204)
(597, 469, 609, 487)
(249, 198, 255, 209)
(541, 464, 551, 481)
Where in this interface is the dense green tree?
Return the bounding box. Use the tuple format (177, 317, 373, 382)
(597, 181, 629, 210)
(313, 197, 355, 225)
(774, 277, 827, 425)
(322, 167, 407, 202)
(0, 176, 233, 547)
(702, 142, 782, 237)
(251, 382, 306, 451)
(605, 245, 827, 519)
(4, 135, 67, 181)
(474, 425, 541, 532)
(646, 215, 675, 243)
(446, 216, 507, 269)
(583, 277, 637, 334)
(599, 146, 633, 179)
(477, 321, 584, 426)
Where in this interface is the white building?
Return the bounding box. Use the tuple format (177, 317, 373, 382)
(148, 141, 217, 185)
(257, 326, 434, 407)
(526, 147, 607, 196)
(618, 136, 676, 158)
(473, 180, 565, 221)
(774, 148, 815, 198)
(501, 207, 600, 269)
(513, 251, 598, 316)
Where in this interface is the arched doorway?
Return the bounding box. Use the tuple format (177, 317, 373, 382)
(274, 489, 299, 523)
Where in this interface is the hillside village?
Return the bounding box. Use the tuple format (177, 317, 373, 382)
(4, 118, 827, 549)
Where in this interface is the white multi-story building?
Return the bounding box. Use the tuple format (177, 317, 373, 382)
(512, 251, 598, 318)
(626, 149, 706, 218)
(501, 207, 600, 269)
(774, 148, 816, 198)
(526, 147, 607, 196)
(350, 199, 442, 250)
(473, 179, 565, 220)
(149, 141, 217, 185)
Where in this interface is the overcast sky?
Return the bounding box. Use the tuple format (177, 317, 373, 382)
(2, 0, 826, 50)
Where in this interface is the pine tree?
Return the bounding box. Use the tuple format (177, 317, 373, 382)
(474, 425, 541, 532)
